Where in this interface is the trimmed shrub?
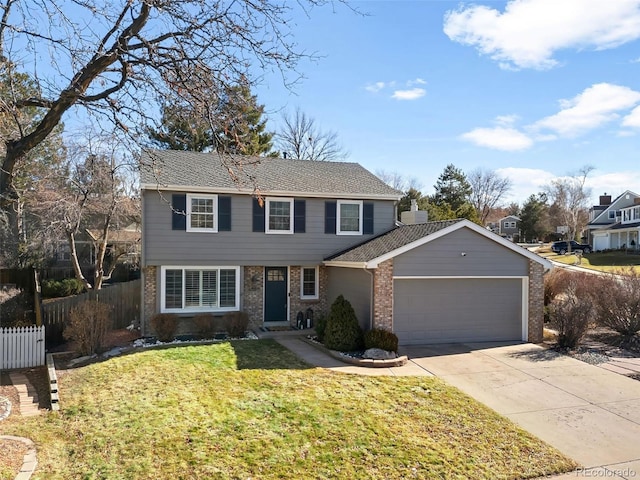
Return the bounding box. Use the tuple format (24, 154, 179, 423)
(364, 328, 399, 353)
(150, 313, 179, 342)
(314, 313, 327, 342)
(64, 300, 112, 355)
(223, 311, 249, 338)
(42, 278, 85, 298)
(193, 313, 216, 338)
(593, 268, 640, 338)
(323, 295, 363, 352)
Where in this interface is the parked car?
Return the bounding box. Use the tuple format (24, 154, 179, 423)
(551, 240, 592, 255)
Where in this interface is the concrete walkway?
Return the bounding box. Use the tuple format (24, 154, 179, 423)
(274, 335, 640, 479)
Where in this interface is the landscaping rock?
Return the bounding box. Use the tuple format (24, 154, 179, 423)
(363, 348, 397, 360)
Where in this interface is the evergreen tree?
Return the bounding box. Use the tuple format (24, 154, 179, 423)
(431, 164, 478, 222)
(520, 193, 550, 242)
(149, 78, 276, 156)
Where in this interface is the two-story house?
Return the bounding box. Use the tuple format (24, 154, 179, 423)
(587, 191, 640, 251)
(140, 150, 550, 345)
(498, 215, 520, 241)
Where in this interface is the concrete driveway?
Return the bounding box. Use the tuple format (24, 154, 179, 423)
(401, 342, 640, 479)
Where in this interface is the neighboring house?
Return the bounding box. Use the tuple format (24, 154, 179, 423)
(587, 192, 640, 252)
(140, 150, 551, 345)
(50, 224, 141, 281)
(498, 215, 520, 241)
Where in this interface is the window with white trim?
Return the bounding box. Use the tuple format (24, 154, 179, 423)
(266, 197, 293, 234)
(161, 266, 239, 312)
(337, 200, 362, 235)
(300, 266, 319, 299)
(608, 210, 617, 220)
(187, 194, 218, 232)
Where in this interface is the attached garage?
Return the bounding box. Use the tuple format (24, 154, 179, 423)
(325, 219, 551, 346)
(393, 278, 525, 345)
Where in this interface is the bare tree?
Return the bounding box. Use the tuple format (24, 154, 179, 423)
(545, 166, 594, 243)
(276, 108, 349, 161)
(376, 170, 422, 193)
(0, 0, 348, 213)
(468, 168, 512, 225)
(28, 138, 139, 290)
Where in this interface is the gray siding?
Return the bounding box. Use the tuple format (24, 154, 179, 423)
(394, 278, 523, 344)
(143, 191, 396, 266)
(326, 267, 371, 331)
(393, 227, 529, 277)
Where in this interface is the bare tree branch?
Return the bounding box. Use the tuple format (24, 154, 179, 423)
(276, 107, 348, 161)
(468, 168, 512, 224)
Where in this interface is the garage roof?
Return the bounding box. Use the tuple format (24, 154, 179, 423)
(324, 218, 552, 269)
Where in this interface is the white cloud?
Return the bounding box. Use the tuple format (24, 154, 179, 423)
(444, 0, 640, 70)
(365, 82, 386, 93)
(496, 168, 640, 205)
(622, 105, 640, 127)
(534, 83, 640, 136)
(495, 114, 519, 127)
(461, 127, 533, 151)
(391, 88, 426, 101)
(407, 78, 427, 86)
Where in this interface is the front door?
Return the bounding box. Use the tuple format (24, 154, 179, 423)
(264, 267, 288, 322)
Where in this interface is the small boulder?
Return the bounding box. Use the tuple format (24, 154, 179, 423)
(363, 348, 397, 360)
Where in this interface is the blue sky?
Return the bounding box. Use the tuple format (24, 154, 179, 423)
(255, 0, 640, 205)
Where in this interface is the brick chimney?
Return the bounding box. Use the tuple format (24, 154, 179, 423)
(599, 193, 612, 206)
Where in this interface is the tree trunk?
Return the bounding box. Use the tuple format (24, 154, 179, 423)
(66, 230, 92, 291)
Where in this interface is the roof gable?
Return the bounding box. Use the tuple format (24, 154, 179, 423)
(140, 149, 402, 200)
(590, 190, 640, 225)
(324, 219, 552, 269)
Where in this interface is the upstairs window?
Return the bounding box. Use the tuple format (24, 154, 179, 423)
(337, 200, 362, 235)
(266, 197, 293, 234)
(187, 194, 218, 232)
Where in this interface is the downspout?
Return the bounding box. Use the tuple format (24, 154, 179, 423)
(365, 267, 374, 331)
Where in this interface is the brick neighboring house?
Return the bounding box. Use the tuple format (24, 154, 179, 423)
(140, 150, 551, 344)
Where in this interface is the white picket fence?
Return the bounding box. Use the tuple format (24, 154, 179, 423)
(0, 326, 46, 370)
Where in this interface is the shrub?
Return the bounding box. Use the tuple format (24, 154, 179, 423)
(323, 295, 363, 352)
(150, 313, 179, 342)
(193, 313, 216, 338)
(64, 300, 112, 355)
(42, 278, 85, 298)
(364, 328, 399, 353)
(549, 294, 593, 349)
(593, 268, 640, 339)
(223, 311, 249, 338)
(314, 313, 327, 342)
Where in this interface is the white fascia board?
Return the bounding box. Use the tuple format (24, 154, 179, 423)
(366, 219, 553, 270)
(140, 183, 402, 201)
(322, 260, 368, 269)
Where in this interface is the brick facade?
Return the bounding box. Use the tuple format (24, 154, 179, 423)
(372, 259, 393, 331)
(528, 260, 545, 343)
(243, 266, 264, 329)
(289, 266, 328, 328)
(142, 265, 158, 336)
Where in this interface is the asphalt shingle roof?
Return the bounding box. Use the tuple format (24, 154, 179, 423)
(609, 221, 640, 230)
(325, 219, 463, 263)
(140, 149, 401, 198)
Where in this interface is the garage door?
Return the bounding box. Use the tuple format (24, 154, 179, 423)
(593, 235, 608, 252)
(394, 278, 523, 345)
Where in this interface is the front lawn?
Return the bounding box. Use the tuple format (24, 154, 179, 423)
(547, 251, 640, 273)
(0, 340, 576, 479)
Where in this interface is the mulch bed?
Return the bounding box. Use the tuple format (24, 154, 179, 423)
(0, 438, 28, 478)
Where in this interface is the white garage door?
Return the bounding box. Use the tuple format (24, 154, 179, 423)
(394, 278, 524, 345)
(593, 235, 608, 252)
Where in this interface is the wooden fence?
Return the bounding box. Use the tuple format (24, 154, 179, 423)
(1, 325, 46, 370)
(42, 279, 141, 345)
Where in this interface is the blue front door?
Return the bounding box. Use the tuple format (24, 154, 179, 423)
(264, 267, 288, 322)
